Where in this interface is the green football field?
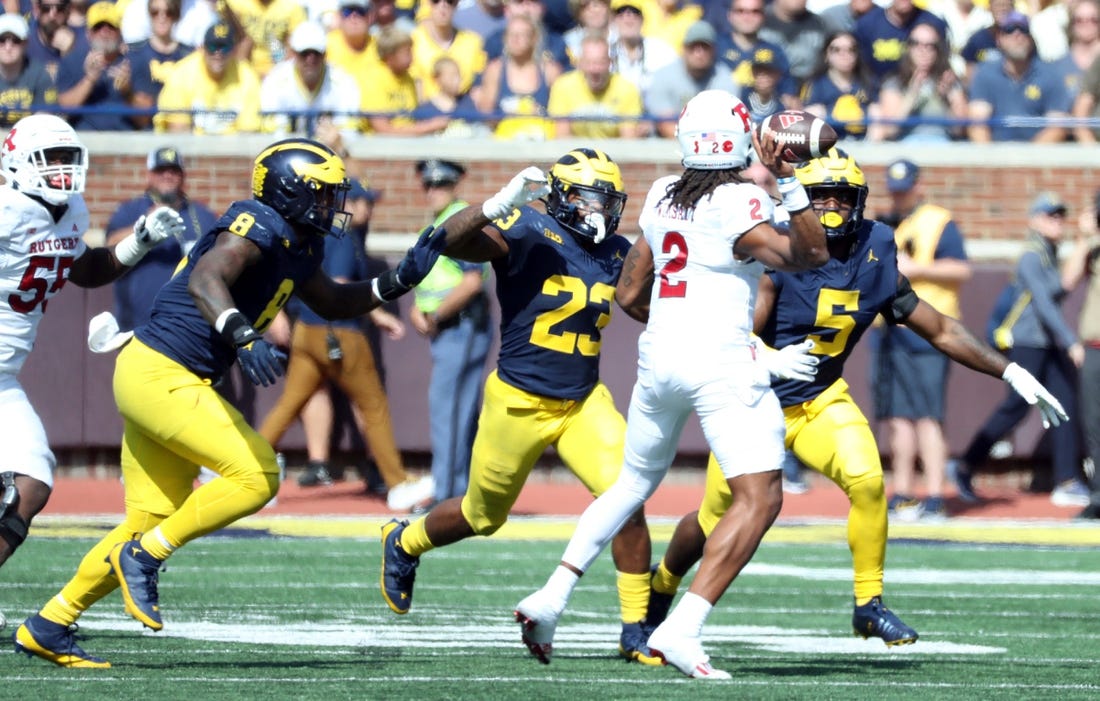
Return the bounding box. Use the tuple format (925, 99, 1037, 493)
(2, 516, 1099, 700)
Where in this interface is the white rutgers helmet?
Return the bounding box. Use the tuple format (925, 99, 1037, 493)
(676, 89, 754, 171)
(2, 113, 88, 205)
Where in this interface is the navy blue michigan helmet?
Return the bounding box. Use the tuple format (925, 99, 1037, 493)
(545, 148, 627, 243)
(793, 147, 868, 240)
(251, 138, 350, 236)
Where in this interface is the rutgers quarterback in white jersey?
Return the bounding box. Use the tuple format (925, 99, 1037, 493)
(0, 114, 184, 585)
(514, 89, 829, 680)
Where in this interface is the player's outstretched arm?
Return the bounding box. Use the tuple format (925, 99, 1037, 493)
(615, 236, 654, 322)
(439, 167, 550, 261)
(904, 296, 1068, 428)
(70, 207, 187, 287)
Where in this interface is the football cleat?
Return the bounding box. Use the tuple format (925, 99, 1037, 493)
(514, 589, 561, 664)
(14, 614, 111, 668)
(647, 623, 731, 680)
(107, 539, 164, 631)
(645, 564, 674, 629)
(852, 596, 918, 646)
(380, 519, 419, 614)
(619, 621, 663, 665)
(947, 459, 981, 503)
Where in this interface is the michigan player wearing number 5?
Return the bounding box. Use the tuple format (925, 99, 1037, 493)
(0, 113, 183, 631)
(15, 138, 448, 669)
(379, 148, 662, 665)
(646, 148, 1069, 655)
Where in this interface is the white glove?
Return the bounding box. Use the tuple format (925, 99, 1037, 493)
(759, 339, 818, 382)
(115, 206, 186, 266)
(1002, 362, 1068, 428)
(135, 206, 186, 248)
(87, 311, 134, 353)
(482, 166, 551, 221)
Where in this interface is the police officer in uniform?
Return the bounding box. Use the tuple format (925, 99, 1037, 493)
(409, 159, 493, 510)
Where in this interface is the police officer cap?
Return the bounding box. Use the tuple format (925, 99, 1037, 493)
(416, 159, 466, 187)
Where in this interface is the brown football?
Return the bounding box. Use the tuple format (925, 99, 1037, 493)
(758, 110, 839, 163)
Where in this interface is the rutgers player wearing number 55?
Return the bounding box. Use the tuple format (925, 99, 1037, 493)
(15, 137, 446, 669)
(515, 89, 829, 680)
(0, 114, 181, 609)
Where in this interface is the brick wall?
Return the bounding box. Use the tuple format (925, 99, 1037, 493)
(77, 135, 1100, 258)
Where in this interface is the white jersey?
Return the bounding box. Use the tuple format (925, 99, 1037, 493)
(0, 185, 89, 374)
(637, 174, 771, 358)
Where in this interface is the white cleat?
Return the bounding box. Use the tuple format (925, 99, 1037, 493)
(647, 624, 731, 680)
(514, 590, 560, 664)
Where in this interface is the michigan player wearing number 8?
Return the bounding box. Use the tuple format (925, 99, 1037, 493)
(15, 138, 447, 669)
(379, 148, 663, 665)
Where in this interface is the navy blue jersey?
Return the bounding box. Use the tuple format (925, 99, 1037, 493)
(490, 206, 631, 400)
(137, 199, 323, 380)
(761, 220, 902, 406)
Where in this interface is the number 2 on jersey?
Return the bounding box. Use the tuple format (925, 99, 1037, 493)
(658, 231, 687, 298)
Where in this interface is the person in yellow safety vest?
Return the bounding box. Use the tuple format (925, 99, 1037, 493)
(409, 159, 494, 511)
(871, 159, 971, 522)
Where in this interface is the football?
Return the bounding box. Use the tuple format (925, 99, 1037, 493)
(758, 110, 838, 163)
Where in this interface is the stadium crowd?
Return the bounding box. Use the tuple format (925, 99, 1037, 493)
(2, 0, 1100, 141)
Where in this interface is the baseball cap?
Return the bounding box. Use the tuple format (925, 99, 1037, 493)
(348, 177, 382, 203)
(86, 1, 120, 30)
(611, 0, 643, 15)
(886, 159, 920, 193)
(0, 13, 29, 41)
(289, 21, 327, 53)
(416, 159, 465, 187)
(751, 47, 779, 69)
(204, 21, 236, 52)
(1029, 191, 1067, 217)
(339, 0, 372, 8)
(998, 10, 1030, 33)
(147, 146, 184, 171)
(682, 20, 716, 47)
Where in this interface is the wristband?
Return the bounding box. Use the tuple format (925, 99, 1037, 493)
(114, 233, 147, 266)
(777, 178, 811, 213)
(776, 176, 798, 186)
(217, 310, 260, 348)
(370, 269, 410, 302)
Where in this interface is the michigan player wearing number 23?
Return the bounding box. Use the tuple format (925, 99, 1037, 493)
(14, 138, 447, 669)
(379, 148, 660, 665)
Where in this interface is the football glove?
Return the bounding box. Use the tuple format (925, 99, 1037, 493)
(236, 337, 287, 387)
(396, 225, 449, 288)
(1002, 362, 1068, 428)
(758, 339, 818, 382)
(482, 166, 551, 221)
(136, 206, 186, 247)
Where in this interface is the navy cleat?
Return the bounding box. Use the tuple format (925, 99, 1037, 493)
(947, 459, 981, 503)
(853, 596, 918, 646)
(380, 518, 419, 614)
(107, 539, 164, 631)
(14, 614, 111, 668)
(645, 564, 674, 629)
(619, 621, 663, 665)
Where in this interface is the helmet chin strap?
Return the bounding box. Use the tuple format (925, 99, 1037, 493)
(586, 212, 607, 244)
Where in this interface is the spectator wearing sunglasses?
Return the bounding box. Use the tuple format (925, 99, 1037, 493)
(56, 2, 139, 130)
(128, 0, 194, 129)
(26, 0, 88, 80)
(120, 0, 218, 48)
(0, 12, 57, 127)
(326, 0, 384, 77)
(154, 20, 261, 133)
(968, 11, 1071, 142)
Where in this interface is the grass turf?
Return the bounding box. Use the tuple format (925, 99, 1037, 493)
(2, 518, 1099, 700)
